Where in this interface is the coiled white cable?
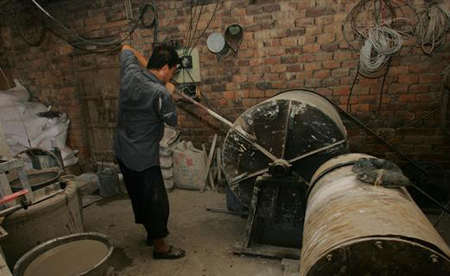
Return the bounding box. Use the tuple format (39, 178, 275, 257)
(415, 3, 450, 55)
(360, 23, 403, 74)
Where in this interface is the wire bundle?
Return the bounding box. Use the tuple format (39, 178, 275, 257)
(360, 23, 403, 75)
(29, 0, 158, 53)
(415, 2, 450, 55)
(343, 0, 413, 50)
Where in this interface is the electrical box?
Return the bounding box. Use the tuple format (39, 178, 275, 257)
(173, 48, 201, 84)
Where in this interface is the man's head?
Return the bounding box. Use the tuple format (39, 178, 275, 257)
(147, 45, 179, 83)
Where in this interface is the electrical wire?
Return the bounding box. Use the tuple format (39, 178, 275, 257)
(346, 57, 392, 127)
(29, 0, 157, 52)
(342, 0, 416, 51)
(31, 0, 123, 46)
(364, 105, 441, 145)
(441, 64, 450, 134)
(414, 2, 450, 55)
(188, 0, 220, 55)
(359, 21, 403, 75)
(139, 4, 158, 43)
(183, 0, 195, 56)
(187, 1, 204, 51)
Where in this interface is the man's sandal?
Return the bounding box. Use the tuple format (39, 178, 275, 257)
(153, 246, 186, 260)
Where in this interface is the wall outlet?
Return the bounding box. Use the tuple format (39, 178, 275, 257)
(173, 48, 201, 84)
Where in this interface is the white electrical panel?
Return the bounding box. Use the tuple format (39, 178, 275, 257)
(173, 48, 201, 84)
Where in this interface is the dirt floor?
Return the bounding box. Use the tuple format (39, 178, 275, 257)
(83, 188, 287, 276)
(83, 184, 450, 276)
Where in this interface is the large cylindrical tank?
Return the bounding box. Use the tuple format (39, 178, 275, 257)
(222, 89, 348, 206)
(300, 153, 450, 275)
(1, 181, 83, 268)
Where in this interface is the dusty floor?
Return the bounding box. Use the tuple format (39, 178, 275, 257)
(83, 186, 450, 276)
(83, 189, 286, 276)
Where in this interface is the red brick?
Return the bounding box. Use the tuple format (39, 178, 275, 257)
(316, 15, 334, 26)
(263, 4, 281, 13)
(340, 96, 358, 104)
(323, 61, 340, 69)
(223, 91, 235, 99)
(351, 104, 370, 112)
(306, 7, 336, 17)
(416, 93, 437, 102)
(303, 44, 320, 53)
(264, 57, 281, 65)
(399, 94, 416, 103)
(420, 75, 442, 83)
(270, 65, 286, 73)
(317, 88, 332, 96)
(409, 84, 430, 93)
(101, 19, 128, 29)
(305, 63, 321, 71)
(298, 54, 315, 62)
(332, 68, 350, 78)
(333, 86, 350, 95)
(280, 37, 297, 46)
(317, 33, 336, 44)
(315, 53, 333, 61)
(398, 75, 419, 84)
(314, 70, 330, 79)
(333, 51, 352, 60)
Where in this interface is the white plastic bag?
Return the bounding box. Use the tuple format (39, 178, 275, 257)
(173, 141, 206, 190)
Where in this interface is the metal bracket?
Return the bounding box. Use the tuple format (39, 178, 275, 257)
(233, 175, 302, 259)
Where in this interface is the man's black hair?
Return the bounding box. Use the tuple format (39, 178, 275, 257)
(146, 44, 179, 70)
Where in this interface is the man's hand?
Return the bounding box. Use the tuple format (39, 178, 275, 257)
(121, 45, 148, 68)
(165, 82, 176, 95)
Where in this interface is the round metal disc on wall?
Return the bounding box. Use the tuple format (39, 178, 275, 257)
(206, 32, 226, 54)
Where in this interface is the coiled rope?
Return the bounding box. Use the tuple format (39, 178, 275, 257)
(360, 21, 404, 75)
(415, 2, 450, 55)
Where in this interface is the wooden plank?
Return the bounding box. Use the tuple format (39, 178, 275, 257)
(0, 173, 14, 208)
(0, 246, 13, 276)
(201, 144, 208, 190)
(0, 159, 22, 173)
(216, 147, 222, 182)
(208, 167, 216, 191)
(201, 144, 215, 191)
(201, 134, 217, 192)
(82, 95, 118, 101)
(88, 123, 117, 129)
(17, 169, 34, 203)
(0, 122, 11, 158)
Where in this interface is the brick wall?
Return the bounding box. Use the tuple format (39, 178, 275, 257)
(0, 0, 449, 170)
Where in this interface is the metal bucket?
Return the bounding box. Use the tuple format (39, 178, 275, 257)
(13, 232, 114, 276)
(300, 153, 450, 276)
(97, 167, 120, 197)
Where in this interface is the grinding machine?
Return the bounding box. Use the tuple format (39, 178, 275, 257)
(215, 89, 450, 274)
(221, 89, 348, 258)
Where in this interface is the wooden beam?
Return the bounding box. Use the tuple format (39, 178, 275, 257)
(201, 134, 217, 192)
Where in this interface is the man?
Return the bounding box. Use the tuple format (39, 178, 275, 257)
(114, 44, 185, 259)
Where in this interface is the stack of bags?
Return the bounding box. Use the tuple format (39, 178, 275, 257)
(159, 126, 180, 191)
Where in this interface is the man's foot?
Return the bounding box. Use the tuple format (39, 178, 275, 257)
(153, 246, 186, 260)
